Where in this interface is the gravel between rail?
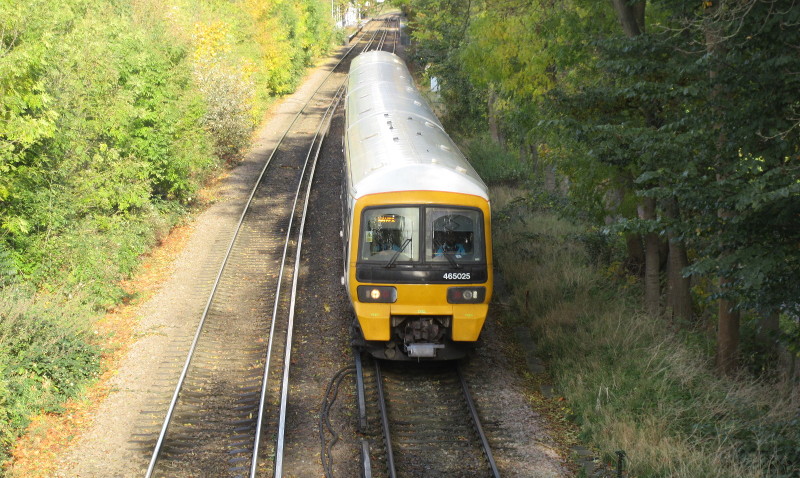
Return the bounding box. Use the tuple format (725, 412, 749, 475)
(10, 38, 573, 478)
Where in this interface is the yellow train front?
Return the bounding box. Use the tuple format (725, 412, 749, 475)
(342, 51, 493, 360)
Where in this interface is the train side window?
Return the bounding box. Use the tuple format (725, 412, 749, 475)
(426, 208, 483, 262)
(360, 207, 420, 262)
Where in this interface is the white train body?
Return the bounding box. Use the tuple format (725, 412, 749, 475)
(343, 51, 493, 360)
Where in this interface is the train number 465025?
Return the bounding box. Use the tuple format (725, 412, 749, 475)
(443, 272, 471, 280)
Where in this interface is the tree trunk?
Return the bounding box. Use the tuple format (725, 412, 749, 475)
(625, 233, 645, 276)
(611, 0, 645, 37)
(487, 86, 504, 145)
(778, 336, 799, 398)
(638, 197, 660, 316)
(664, 197, 693, 322)
(706, 0, 741, 376)
(666, 239, 692, 321)
(716, 277, 740, 374)
(544, 165, 556, 192)
(756, 311, 799, 393)
(520, 141, 540, 177)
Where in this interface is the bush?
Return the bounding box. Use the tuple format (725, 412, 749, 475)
(0, 1, 213, 308)
(194, 61, 255, 161)
(0, 289, 101, 464)
(463, 135, 531, 185)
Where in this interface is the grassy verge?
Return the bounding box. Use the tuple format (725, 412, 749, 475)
(488, 185, 799, 477)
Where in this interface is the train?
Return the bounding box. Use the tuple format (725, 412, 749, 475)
(341, 51, 493, 360)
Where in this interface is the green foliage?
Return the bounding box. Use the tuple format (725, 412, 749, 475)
(0, 0, 219, 306)
(406, 0, 486, 135)
(0, 289, 101, 464)
(0, 1, 57, 239)
(0, 0, 338, 298)
(194, 60, 255, 161)
(404, 0, 800, 350)
(0, 0, 337, 465)
(462, 134, 529, 185)
(244, 0, 337, 96)
(0, 244, 16, 286)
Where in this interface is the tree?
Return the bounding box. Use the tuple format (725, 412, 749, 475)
(401, 0, 800, 373)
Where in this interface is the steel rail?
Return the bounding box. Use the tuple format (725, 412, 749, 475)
(249, 18, 386, 478)
(375, 23, 387, 51)
(249, 88, 324, 478)
(354, 350, 368, 433)
(381, 25, 389, 50)
(369, 360, 500, 478)
(353, 350, 371, 477)
(272, 82, 348, 478)
(361, 12, 392, 52)
(144, 21, 379, 478)
(378, 18, 393, 51)
(374, 361, 397, 478)
(361, 439, 373, 478)
(392, 16, 399, 54)
(458, 364, 501, 478)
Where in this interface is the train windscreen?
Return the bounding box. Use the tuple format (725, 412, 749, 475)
(426, 208, 483, 262)
(361, 207, 419, 262)
(360, 206, 483, 264)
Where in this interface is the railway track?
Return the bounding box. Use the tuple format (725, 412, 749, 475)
(137, 15, 401, 478)
(353, 355, 501, 478)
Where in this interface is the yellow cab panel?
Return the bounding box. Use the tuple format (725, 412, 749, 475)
(347, 191, 493, 355)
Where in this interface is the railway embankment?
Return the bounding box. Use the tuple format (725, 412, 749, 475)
(484, 178, 800, 477)
(0, 0, 342, 473)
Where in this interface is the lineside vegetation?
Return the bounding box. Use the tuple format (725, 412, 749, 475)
(397, 0, 800, 373)
(0, 0, 338, 467)
(399, 0, 800, 473)
(487, 182, 798, 476)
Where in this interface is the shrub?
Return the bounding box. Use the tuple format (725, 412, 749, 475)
(0, 289, 101, 464)
(191, 20, 256, 161)
(463, 135, 530, 185)
(194, 61, 255, 161)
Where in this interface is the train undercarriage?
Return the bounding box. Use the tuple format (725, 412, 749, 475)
(351, 315, 473, 361)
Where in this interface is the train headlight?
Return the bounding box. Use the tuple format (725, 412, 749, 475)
(357, 286, 397, 303)
(447, 287, 486, 304)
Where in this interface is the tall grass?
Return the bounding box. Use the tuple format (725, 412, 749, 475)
(491, 185, 800, 477)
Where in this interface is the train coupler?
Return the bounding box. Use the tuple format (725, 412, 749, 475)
(406, 343, 445, 358)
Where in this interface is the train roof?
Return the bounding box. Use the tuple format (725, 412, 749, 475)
(345, 51, 488, 201)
